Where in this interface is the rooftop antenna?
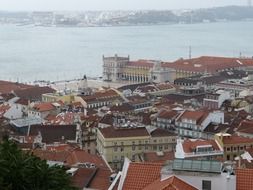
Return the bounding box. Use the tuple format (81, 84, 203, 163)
(189, 46, 192, 59)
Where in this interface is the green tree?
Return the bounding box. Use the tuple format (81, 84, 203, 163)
(0, 139, 77, 190)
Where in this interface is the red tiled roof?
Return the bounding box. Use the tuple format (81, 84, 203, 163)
(158, 110, 179, 120)
(143, 151, 175, 163)
(32, 149, 70, 162)
(236, 168, 253, 190)
(163, 56, 253, 74)
(127, 95, 149, 104)
(156, 83, 175, 91)
(46, 144, 76, 152)
(123, 162, 163, 190)
(14, 86, 56, 101)
(177, 110, 209, 125)
(45, 112, 85, 125)
(223, 135, 253, 145)
(182, 139, 221, 153)
(88, 167, 112, 190)
(110, 103, 134, 113)
(33, 102, 56, 112)
(143, 175, 198, 190)
(99, 126, 150, 139)
(150, 128, 177, 137)
(66, 149, 107, 168)
(237, 120, 253, 134)
(71, 168, 97, 189)
(127, 60, 154, 68)
(81, 89, 120, 103)
(0, 80, 33, 94)
(0, 104, 10, 118)
(15, 98, 29, 106)
(136, 85, 157, 93)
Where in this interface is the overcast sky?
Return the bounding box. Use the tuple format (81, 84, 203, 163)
(0, 0, 246, 11)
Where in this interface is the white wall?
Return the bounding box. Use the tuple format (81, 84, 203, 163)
(4, 104, 27, 120)
(217, 90, 231, 108)
(202, 111, 224, 130)
(177, 172, 236, 190)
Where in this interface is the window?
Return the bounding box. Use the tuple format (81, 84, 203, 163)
(132, 145, 136, 151)
(202, 180, 211, 190)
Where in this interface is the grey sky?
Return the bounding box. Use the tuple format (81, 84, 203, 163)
(0, 0, 246, 11)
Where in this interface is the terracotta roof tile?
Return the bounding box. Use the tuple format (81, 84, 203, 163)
(177, 110, 209, 125)
(14, 86, 55, 101)
(33, 102, 56, 112)
(0, 104, 10, 118)
(123, 162, 163, 190)
(182, 139, 221, 153)
(81, 89, 120, 103)
(156, 83, 175, 91)
(158, 110, 179, 120)
(66, 149, 108, 168)
(15, 98, 29, 106)
(143, 176, 198, 190)
(110, 103, 134, 113)
(236, 169, 253, 190)
(45, 112, 85, 125)
(32, 149, 70, 162)
(0, 80, 33, 94)
(150, 128, 177, 137)
(88, 167, 112, 190)
(71, 168, 97, 189)
(99, 126, 149, 139)
(143, 151, 175, 163)
(223, 135, 253, 145)
(127, 60, 154, 68)
(163, 56, 253, 74)
(237, 120, 253, 134)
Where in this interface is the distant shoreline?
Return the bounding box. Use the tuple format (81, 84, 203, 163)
(1, 19, 253, 29)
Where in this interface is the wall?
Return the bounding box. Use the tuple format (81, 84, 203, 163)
(177, 172, 236, 190)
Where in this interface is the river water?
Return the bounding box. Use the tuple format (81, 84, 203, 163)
(0, 21, 253, 82)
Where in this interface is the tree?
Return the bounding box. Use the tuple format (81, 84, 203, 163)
(0, 139, 77, 190)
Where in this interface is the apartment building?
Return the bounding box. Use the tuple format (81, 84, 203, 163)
(175, 110, 224, 139)
(96, 126, 176, 169)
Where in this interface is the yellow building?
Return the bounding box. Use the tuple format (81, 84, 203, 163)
(215, 133, 253, 161)
(42, 93, 75, 104)
(97, 127, 177, 169)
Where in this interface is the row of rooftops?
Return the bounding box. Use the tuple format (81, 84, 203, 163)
(104, 55, 253, 73)
(99, 126, 176, 139)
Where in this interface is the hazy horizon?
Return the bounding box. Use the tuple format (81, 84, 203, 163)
(0, 0, 247, 11)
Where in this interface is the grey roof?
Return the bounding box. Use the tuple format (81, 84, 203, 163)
(10, 117, 44, 128)
(172, 159, 221, 174)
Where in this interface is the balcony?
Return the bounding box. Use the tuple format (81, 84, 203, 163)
(184, 150, 223, 158)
